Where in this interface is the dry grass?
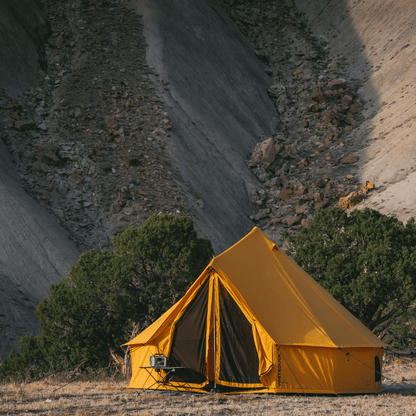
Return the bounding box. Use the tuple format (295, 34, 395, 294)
(1, 361, 415, 415)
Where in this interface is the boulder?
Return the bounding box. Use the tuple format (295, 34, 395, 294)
(339, 191, 363, 209)
(252, 137, 277, 165)
(341, 154, 358, 164)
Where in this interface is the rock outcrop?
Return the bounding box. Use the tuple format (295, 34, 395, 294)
(295, 0, 416, 224)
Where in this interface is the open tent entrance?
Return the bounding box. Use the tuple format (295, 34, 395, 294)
(218, 280, 260, 385)
(167, 273, 262, 391)
(168, 278, 209, 384)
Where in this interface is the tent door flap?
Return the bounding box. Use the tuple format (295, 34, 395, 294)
(217, 280, 261, 385)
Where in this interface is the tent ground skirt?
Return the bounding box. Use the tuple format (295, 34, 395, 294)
(128, 344, 383, 394)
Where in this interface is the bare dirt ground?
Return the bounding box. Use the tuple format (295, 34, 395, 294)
(1, 361, 415, 415)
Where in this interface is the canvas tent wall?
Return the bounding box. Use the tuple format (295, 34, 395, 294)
(124, 227, 385, 394)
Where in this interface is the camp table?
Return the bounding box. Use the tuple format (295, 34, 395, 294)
(139, 366, 186, 391)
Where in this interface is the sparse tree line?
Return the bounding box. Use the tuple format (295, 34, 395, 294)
(0, 214, 214, 380)
(1, 208, 416, 381)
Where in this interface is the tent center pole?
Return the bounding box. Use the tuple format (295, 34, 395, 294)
(213, 275, 216, 391)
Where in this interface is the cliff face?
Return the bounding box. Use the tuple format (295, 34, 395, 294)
(1, 0, 415, 358)
(131, 0, 279, 252)
(0, 0, 80, 357)
(295, 0, 416, 223)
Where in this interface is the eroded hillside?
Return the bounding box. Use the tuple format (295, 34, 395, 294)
(1, 0, 415, 357)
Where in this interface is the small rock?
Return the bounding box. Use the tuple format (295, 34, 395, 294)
(348, 102, 361, 114)
(100, 162, 112, 172)
(328, 78, 346, 90)
(316, 178, 327, 188)
(286, 215, 302, 227)
(322, 111, 334, 125)
(0, 97, 13, 109)
(311, 88, 325, 103)
(256, 171, 271, 182)
(254, 208, 270, 221)
(38, 123, 47, 131)
(314, 198, 329, 210)
(32, 162, 49, 173)
(54, 209, 64, 218)
(48, 35, 64, 48)
(341, 95, 353, 106)
(49, 54, 61, 64)
(270, 215, 282, 225)
(270, 177, 281, 188)
(14, 120, 36, 131)
(37, 150, 59, 166)
(112, 200, 123, 214)
(279, 187, 292, 201)
(60, 187, 68, 196)
(58, 151, 74, 160)
(301, 218, 312, 228)
(296, 204, 310, 215)
(328, 62, 338, 71)
(71, 172, 84, 184)
(341, 154, 358, 164)
(39, 190, 50, 200)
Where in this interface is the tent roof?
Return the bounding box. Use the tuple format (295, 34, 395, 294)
(126, 227, 385, 348)
(211, 227, 385, 348)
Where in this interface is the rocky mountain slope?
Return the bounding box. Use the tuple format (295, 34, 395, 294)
(295, 0, 416, 224)
(1, 0, 415, 357)
(0, 0, 80, 358)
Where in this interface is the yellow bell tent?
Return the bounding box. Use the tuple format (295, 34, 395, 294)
(124, 227, 385, 394)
